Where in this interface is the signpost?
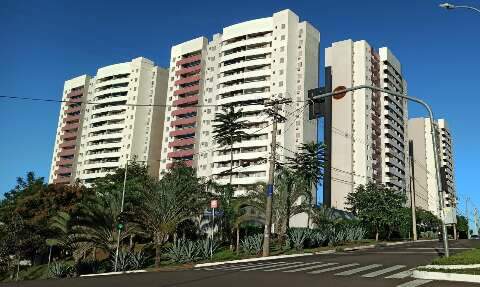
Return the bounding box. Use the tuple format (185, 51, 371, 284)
(210, 200, 218, 258)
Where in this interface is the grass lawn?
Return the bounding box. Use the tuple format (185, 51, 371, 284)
(432, 248, 480, 265)
(418, 267, 480, 275)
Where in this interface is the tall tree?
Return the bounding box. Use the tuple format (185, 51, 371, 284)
(212, 106, 249, 185)
(287, 142, 326, 227)
(138, 165, 207, 267)
(346, 182, 406, 241)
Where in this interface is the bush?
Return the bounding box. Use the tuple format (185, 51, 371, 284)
(287, 228, 310, 250)
(420, 231, 438, 239)
(309, 228, 329, 247)
(241, 234, 263, 255)
(48, 262, 73, 278)
(167, 239, 200, 263)
(198, 238, 220, 260)
(75, 259, 101, 275)
(128, 250, 149, 270)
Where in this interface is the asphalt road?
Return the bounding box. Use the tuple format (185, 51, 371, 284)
(4, 240, 480, 287)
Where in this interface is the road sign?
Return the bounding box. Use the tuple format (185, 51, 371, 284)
(211, 200, 218, 209)
(204, 210, 223, 216)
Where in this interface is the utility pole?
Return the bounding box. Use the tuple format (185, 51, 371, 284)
(262, 98, 289, 257)
(474, 208, 479, 236)
(466, 197, 470, 239)
(409, 151, 418, 241)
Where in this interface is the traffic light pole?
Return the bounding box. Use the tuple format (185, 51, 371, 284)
(309, 84, 450, 257)
(114, 161, 129, 272)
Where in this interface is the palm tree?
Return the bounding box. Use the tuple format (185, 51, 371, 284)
(137, 165, 207, 267)
(287, 142, 326, 227)
(212, 106, 249, 185)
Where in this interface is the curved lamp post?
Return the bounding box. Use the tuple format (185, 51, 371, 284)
(439, 3, 480, 13)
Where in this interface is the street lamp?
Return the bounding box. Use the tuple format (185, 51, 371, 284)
(309, 85, 450, 257)
(439, 3, 480, 13)
(113, 159, 147, 272)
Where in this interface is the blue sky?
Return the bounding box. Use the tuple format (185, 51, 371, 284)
(1, 0, 479, 219)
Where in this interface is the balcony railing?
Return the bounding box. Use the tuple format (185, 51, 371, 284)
(168, 138, 195, 148)
(176, 54, 202, 66)
(173, 84, 200, 96)
(173, 95, 199, 106)
(169, 127, 196, 137)
(174, 75, 201, 86)
(171, 107, 197, 117)
(175, 65, 201, 76)
(170, 116, 197, 127)
(167, 149, 195, 159)
(166, 160, 193, 169)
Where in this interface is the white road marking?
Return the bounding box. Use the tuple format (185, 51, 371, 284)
(385, 269, 413, 279)
(407, 247, 470, 250)
(283, 262, 338, 273)
(209, 261, 286, 270)
(308, 263, 360, 274)
(395, 279, 433, 287)
(263, 262, 321, 272)
(362, 265, 406, 277)
(335, 264, 382, 276)
(241, 261, 302, 271)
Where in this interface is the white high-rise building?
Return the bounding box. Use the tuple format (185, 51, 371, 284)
(160, 10, 319, 196)
(49, 57, 168, 185)
(320, 40, 409, 210)
(408, 118, 456, 217)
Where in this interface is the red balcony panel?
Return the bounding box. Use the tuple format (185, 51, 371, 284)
(53, 176, 71, 184)
(171, 116, 197, 127)
(69, 97, 83, 103)
(58, 149, 75, 157)
(167, 149, 194, 159)
(173, 95, 199, 106)
(59, 140, 76, 149)
(176, 54, 202, 66)
(65, 106, 81, 114)
(171, 107, 197, 117)
(67, 89, 83, 98)
(175, 65, 201, 76)
(173, 84, 199, 96)
(174, 75, 200, 86)
(55, 167, 72, 175)
(169, 128, 196, 137)
(64, 114, 81, 123)
(61, 132, 77, 140)
(168, 138, 195, 148)
(166, 160, 193, 169)
(56, 158, 74, 166)
(62, 123, 79, 131)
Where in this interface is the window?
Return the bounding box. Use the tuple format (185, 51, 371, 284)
(279, 69, 284, 75)
(278, 81, 284, 87)
(280, 46, 285, 52)
(280, 58, 284, 63)
(281, 35, 285, 40)
(281, 24, 286, 29)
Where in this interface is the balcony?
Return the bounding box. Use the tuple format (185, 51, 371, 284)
(168, 138, 195, 148)
(175, 75, 201, 86)
(56, 158, 73, 166)
(58, 149, 75, 157)
(171, 107, 197, 117)
(173, 84, 200, 96)
(62, 122, 79, 131)
(59, 140, 76, 149)
(68, 97, 83, 103)
(169, 127, 196, 137)
(173, 95, 199, 107)
(67, 89, 83, 98)
(53, 176, 70, 184)
(64, 114, 80, 123)
(168, 149, 195, 159)
(65, 106, 81, 114)
(171, 116, 197, 127)
(176, 54, 202, 66)
(55, 167, 72, 175)
(166, 160, 193, 169)
(176, 65, 201, 76)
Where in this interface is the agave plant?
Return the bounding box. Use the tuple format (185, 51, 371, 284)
(128, 250, 149, 270)
(287, 228, 310, 250)
(241, 234, 263, 255)
(167, 239, 200, 263)
(309, 229, 329, 247)
(110, 249, 130, 271)
(48, 261, 73, 278)
(198, 238, 220, 260)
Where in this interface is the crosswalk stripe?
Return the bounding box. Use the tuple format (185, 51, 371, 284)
(283, 262, 338, 273)
(263, 262, 321, 272)
(362, 265, 406, 278)
(385, 269, 413, 279)
(335, 264, 382, 276)
(217, 261, 287, 270)
(308, 263, 360, 274)
(395, 279, 433, 287)
(241, 261, 303, 271)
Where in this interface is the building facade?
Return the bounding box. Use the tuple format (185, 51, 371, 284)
(408, 118, 456, 217)
(160, 9, 319, 196)
(49, 57, 168, 185)
(320, 40, 409, 210)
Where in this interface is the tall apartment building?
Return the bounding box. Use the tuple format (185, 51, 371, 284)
(49, 57, 168, 185)
(319, 40, 409, 210)
(160, 9, 319, 195)
(408, 118, 456, 217)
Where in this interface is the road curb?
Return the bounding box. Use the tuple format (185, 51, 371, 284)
(423, 264, 480, 270)
(413, 270, 480, 283)
(80, 270, 147, 277)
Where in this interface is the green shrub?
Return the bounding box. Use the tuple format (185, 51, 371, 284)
(241, 234, 263, 255)
(198, 238, 220, 260)
(309, 229, 329, 247)
(75, 259, 101, 275)
(167, 239, 200, 263)
(420, 231, 438, 239)
(128, 250, 148, 270)
(287, 228, 310, 250)
(48, 262, 73, 278)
